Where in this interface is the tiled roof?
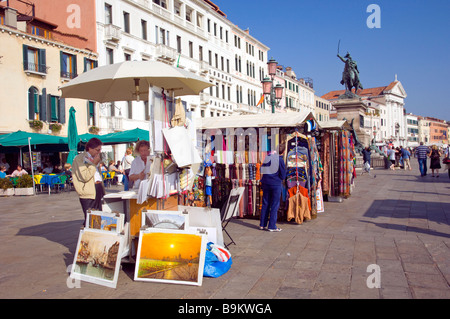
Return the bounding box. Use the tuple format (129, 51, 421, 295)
(321, 81, 399, 101)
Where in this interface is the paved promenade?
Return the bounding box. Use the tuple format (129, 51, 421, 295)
(0, 161, 449, 299)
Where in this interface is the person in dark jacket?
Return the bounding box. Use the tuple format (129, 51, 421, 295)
(259, 142, 286, 232)
(361, 147, 372, 175)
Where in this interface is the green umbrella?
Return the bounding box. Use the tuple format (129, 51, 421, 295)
(101, 128, 149, 144)
(67, 106, 79, 164)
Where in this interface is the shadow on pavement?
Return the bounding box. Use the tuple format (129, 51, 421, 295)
(16, 220, 82, 266)
(361, 199, 450, 238)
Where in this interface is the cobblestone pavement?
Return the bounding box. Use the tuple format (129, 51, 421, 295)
(0, 161, 449, 299)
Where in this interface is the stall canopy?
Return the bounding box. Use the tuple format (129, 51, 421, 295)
(318, 120, 352, 131)
(0, 130, 68, 148)
(101, 128, 149, 144)
(198, 110, 318, 130)
(77, 128, 149, 146)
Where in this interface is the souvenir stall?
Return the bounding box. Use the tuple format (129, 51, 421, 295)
(62, 61, 236, 288)
(317, 120, 356, 201)
(196, 111, 323, 225)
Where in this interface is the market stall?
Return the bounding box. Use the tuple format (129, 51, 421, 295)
(317, 120, 356, 201)
(195, 110, 324, 225)
(60, 61, 239, 288)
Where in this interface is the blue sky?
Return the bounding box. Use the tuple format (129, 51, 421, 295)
(213, 0, 450, 120)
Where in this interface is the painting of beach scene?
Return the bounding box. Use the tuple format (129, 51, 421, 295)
(70, 229, 124, 288)
(134, 229, 206, 286)
(141, 210, 188, 231)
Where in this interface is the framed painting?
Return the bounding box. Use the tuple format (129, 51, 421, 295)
(134, 229, 206, 286)
(141, 210, 189, 231)
(70, 229, 124, 288)
(188, 226, 217, 245)
(86, 210, 124, 233)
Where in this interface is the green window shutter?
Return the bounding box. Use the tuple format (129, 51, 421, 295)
(51, 96, 58, 121)
(23, 45, 29, 70)
(60, 51, 65, 76)
(58, 98, 66, 124)
(40, 88, 47, 121)
(72, 55, 77, 77)
(28, 89, 35, 120)
(34, 92, 39, 113)
(38, 49, 46, 73)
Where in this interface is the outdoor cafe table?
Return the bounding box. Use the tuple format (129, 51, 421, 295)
(35, 174, 65, 194)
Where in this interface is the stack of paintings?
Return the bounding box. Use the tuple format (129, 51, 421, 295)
(70, 211, 126, 288)
(136, 210, 207, 286)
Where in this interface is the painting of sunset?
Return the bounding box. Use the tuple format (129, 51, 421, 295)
(134, 230, 206, 286)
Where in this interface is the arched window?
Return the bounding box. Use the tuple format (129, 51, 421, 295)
(28, 86, 40, 120)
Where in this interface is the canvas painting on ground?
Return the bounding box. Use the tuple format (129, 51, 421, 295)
(141, 210, 188, 231)
(134, 229, 206, 286)
(86, 210, 124, 233)
(70, 229, 124, 288)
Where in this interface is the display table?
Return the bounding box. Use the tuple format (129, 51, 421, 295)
(102, 191, 222, 262)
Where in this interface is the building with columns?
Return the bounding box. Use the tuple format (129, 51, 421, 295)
(322, 79, 408, 146)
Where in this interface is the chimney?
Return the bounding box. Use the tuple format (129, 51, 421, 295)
(4, 7, 18, 29)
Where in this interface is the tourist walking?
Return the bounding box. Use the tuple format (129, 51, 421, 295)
(259, 143, 286, 232)
(361, 146, 372, 175)
(444, 148, 450, 179)
(400, 146, 412, 171)
(72, 138, 105, 226)
(415, 142, 429, 177)
(387, 146, 396, 170)
(428, 145, 442, 178)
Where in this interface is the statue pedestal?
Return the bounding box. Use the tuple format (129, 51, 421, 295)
(333, 97, 371, 147)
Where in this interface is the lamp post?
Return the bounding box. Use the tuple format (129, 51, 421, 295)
(261, 58, 284, 114)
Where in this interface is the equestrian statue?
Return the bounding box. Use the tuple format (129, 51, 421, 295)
(337, 52, 364, 99)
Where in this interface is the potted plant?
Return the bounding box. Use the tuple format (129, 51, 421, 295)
(89, 126, 100, 135)
(29, 120, 44, 131)
(49, 123, 62, 134)
(0, 178, 14, 196)
(14, 174, 34, 196)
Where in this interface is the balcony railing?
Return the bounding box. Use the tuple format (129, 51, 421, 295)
(155, 44, 177, 62)
(60, 70, 77, 79)
(24, 62, 48, 75)
(104, 24, 121, 42)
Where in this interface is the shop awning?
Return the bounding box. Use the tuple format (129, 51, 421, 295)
(0, 130, 68, 147)
(101, 128, 150, 144)
(197, 110, 318, 130)
(318, 120, 352, 130)
(76, 128, 149, 147)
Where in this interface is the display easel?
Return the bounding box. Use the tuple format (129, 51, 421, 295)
(220, 187, 245, 248)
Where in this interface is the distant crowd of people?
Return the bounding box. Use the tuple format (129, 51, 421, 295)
(360, 142, 449, 179)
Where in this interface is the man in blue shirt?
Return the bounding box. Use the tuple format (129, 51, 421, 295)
(400, 146, 411, 171)
(415, 142, 429, 177)
(259, 143, 286, 232)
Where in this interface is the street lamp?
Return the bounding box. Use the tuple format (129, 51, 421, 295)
(261, 58, 284, 113)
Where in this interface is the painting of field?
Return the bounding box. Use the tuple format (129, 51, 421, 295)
(134, 230, 205, 286)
